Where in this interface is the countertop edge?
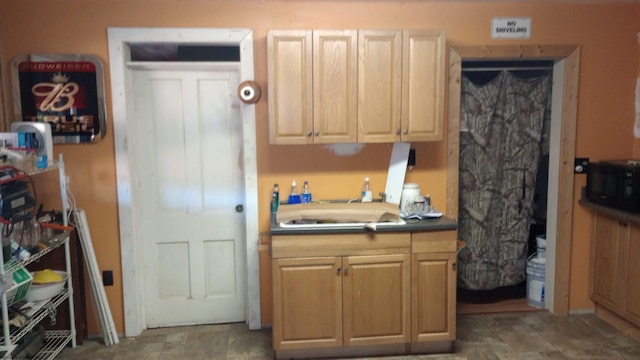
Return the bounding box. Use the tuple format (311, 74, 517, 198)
(579, 198, 640, 226)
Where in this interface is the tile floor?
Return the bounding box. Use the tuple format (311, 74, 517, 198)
(57, 312, 640, 360)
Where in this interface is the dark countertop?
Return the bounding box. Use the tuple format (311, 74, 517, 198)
(270, 216, 458, 236)
(579, 197, 640, 226)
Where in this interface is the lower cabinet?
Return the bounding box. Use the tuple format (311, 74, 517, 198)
(272, 254, 410, 350)
(271, 230, 457, 357)
(589, 211, 640, 330)
(623, 223, 640, 325)
(343, 254, 410, 347)
(411, 252, 456, 342)
(272, 257, 342, 350)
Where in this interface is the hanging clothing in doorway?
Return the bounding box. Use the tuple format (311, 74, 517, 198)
(457, 70, 552, 291)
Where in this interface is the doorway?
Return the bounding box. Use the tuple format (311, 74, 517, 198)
(107, 28, 260, 336)
(447, 45, 581, 316)
(456, 60, 553, 312)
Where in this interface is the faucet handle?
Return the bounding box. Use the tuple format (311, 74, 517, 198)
(379, 192, 387, 202)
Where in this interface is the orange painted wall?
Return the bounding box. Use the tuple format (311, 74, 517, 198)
(0, 0, 638, 335)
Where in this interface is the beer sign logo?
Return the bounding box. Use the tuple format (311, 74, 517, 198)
(33, 72, 79, 112)
(12, 55, 107, 144)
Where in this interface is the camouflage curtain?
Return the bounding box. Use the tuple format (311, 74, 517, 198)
(457, 70, 552, 291)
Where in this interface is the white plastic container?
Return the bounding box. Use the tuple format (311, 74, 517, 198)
(526, 255, 545, 309)
(400, 183, 421, 212)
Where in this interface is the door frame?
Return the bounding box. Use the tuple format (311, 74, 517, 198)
(107, 28, 260, 336)
(447, 45, 580, 315)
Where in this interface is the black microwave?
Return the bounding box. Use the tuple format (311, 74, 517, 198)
(586, 160, 640, 213)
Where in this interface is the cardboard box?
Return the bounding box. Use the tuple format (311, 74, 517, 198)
(5, 265, 33, 305)
(276, 202, 400, 224)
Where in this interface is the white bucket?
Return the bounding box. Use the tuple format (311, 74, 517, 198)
(526, 255, 546, 309)
(536, 235, 547, 260)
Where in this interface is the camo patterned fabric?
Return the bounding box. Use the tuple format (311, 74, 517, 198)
(457, 70, 552, 290)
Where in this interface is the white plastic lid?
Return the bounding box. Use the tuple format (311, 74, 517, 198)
(403, 183, 419, 189)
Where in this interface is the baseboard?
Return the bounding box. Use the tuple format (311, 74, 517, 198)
(595, 304, 640, 343)
(275, 341, 453, 359)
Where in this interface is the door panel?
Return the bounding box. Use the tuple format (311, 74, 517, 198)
(591, 214, 623, 311)
(357, 30, 402, 143)
(412, 252, 456, 342)
(623, 224, 640, 325)
(272, 257, 342, 350)
(313, 30, 358, 143)
(133, 68, 245, 327)
(343, 254, 410, 346)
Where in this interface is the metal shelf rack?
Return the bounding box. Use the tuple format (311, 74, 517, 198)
(0, 154, 75, 359)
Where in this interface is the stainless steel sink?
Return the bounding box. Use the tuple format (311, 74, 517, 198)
(278, 219, 406, 229)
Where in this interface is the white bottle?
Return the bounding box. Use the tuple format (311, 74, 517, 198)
(361, 177, 373, 202)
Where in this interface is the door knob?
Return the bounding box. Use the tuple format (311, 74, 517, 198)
(235, 204, 244, 213)
(307, 131, 312, 137)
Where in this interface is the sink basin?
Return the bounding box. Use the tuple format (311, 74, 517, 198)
(279, 219, 406, 229)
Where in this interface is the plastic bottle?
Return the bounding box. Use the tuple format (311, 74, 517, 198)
(361, 177, 373, 202)
(271, 183, 280, 213)
(288, 181, 301, 204)
(301, 181, 312, 204)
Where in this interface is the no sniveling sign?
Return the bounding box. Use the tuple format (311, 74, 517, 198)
(491, 17, 532, 39)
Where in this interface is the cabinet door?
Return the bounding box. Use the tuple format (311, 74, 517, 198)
(401, 30, 446, 142)
(313, 30, 358, 143)
(357, 30, 402, 143)
(623, 223, 640, 326)
(342, 254, 410, 346)
(272, 257, 342, 350)
(590, 213, 625, 312)
(268, 30, 313, 144)
(412, 252, 456, 342)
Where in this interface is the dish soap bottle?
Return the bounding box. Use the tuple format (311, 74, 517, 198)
(361, 177, 373, 202)
(271, 183, 280, 213)
(301, 181, 312, 204)
(288, 180, 301, 204)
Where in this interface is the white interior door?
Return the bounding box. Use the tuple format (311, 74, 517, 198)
(132, 67, 245, 327)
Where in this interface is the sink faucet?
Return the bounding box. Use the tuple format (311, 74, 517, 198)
(379, 192, 387, 202)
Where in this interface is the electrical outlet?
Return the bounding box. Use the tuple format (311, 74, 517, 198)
(574, 158, 589, 174)
(408, 149, 416, 167)
(103, 270, 114, 286)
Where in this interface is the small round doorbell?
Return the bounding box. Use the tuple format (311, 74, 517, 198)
(237, 81, 261, 104)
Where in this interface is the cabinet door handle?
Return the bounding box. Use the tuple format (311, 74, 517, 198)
(396, 129, 401, 135)
(336, 267, 341, 275)
(403, 129, 408, 135)
(452, 262, 457, 271)
(344, 267, 349, 276)
(315, 131, 320, 136)
(307, 131, 312, 137)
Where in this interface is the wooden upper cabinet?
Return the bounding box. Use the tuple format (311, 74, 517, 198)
(357, 30, 403, 143)
(313, 30, 358, 143)
(401, 30, 446, 142)
(268, 30, 313, 144)
(268, 29, 446, 144)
